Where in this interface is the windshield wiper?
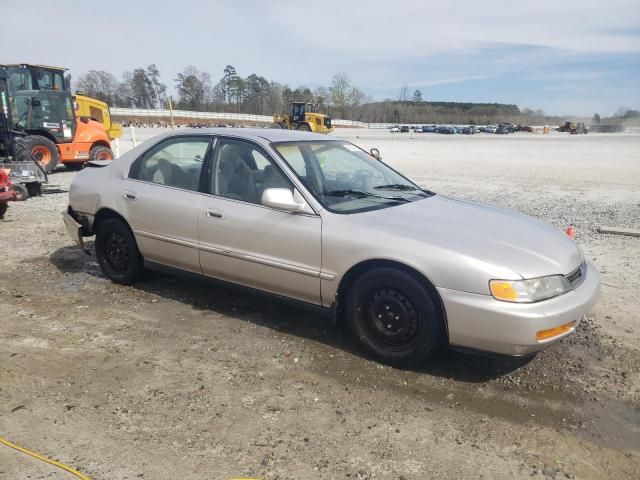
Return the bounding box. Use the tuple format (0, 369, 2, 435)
(322, 189, 410, 202)
(373, 184, 421, 191)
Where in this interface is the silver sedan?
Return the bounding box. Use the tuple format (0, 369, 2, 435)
(64, 128, 600, 365)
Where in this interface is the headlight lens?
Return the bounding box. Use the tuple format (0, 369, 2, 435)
(489, 275, 571, 303)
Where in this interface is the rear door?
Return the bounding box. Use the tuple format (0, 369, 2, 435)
(121, 135, 213, 274)
(198, 137, 322, 305)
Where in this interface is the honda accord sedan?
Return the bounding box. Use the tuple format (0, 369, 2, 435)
(63, 128, 600, 365)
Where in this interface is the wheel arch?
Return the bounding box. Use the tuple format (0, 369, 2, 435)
(92, 207, 132, 236)
(23, 130, 58, 145)
(91, 140, 112, 150)
(334, 259, 448, 340)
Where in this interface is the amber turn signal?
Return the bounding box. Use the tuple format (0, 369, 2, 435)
(536, 321, 576, 341)
(489, 281, 518, 301)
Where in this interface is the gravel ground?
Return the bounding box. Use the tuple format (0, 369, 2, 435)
(0, 129, 638, 479)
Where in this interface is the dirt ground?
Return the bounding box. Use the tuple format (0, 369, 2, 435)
(0, 129, 638, 479)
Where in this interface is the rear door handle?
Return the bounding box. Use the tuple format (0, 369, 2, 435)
(123, 191, 137, 200)
(205, 209, 223, 219)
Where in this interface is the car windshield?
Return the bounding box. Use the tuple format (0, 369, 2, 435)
(273, 140, 433, 213)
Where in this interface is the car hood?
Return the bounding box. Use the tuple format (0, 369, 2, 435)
(357, 194, 582, 279)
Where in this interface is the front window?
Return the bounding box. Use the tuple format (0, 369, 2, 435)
(274, 140, 432, 213)
(7, 67, 32, 95)
(211, 138, 293, 205)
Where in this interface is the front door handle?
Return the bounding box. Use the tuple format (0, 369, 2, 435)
(205, 209, 223, 219)
(123, 191, 137, 201)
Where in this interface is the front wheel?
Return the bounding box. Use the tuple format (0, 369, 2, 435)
(95, 218, 143, 285)
(346, 268, 444, 366)
(296, 123, 311, 132)
(19, 135, 60, 173)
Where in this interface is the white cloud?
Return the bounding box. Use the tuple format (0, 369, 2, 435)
(268, 0, 640, 55)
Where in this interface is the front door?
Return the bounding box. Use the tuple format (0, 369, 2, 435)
(121, 135, 212, 274)
(198, 138, 322, 305)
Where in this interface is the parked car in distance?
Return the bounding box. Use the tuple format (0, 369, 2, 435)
(64, 128, 600, 366)
(390, 126, 400, 133)
(400, 126, 410, 133)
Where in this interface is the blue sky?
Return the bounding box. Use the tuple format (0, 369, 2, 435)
(2, 0, 639, 116)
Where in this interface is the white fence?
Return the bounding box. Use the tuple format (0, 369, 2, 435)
(109, 107, 394, 129)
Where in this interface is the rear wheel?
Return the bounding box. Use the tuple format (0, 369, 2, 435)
(90, 145, 113, 161)
(346, 267, 444, 366)
(296, 123, 311, 132)
(20, 135, 60, 173)
(0, 203, 7, 219)
(95, 218, 143, 285)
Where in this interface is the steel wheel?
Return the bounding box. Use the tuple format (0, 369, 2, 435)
(90, 145, 114, 161)
(95, 218, 143, 285)
(363, 288, 419, 347)
(346, 267, 444, 366)
(104, 231, 130, 274)
(31, 145, 52, 167)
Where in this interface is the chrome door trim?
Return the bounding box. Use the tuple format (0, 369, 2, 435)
(134, 229, 199, 250)
(198, 241, 335, 280)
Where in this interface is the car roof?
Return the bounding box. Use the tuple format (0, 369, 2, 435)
(167, 127, 336, 143)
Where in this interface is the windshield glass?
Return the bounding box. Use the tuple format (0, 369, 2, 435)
(274, 140, 432, 213)
(13, 90, 75, 141)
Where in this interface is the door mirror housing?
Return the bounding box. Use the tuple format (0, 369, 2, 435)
(261, 188, 312, 214)
(370, 148, 381, 160)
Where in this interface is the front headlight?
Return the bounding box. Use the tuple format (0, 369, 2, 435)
(489, 275, 571, 303)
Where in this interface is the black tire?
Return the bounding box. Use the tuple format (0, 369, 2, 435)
(296, 123, 311, 132)
(90, 145, 114, 161)
(346, 267, 444, 366)
(0, 203, 7, 219)
(65, 163, 85, 171)
(10, 183, 29, 201)
(270, 122, 284, 129)
(95, 218, 143, 285)
(19, 135, 60, 173)
(26, 182, 42, 197)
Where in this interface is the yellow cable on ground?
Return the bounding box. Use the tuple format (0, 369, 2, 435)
(0, 436, 91, 480)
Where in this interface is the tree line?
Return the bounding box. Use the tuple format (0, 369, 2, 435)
(76, 64, 630, 124)
(75, 65, 369, 120)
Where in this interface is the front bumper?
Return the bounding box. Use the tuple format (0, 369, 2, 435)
(438, 263, 601, 355)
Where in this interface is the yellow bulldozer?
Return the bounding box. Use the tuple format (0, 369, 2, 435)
(272, 102, 333, 134)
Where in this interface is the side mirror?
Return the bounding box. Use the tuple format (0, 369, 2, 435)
(370, 148, 381, 160)
(261, 188, 311, 214)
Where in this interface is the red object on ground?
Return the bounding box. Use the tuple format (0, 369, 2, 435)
(0, 170, 17, 203)
(566, 227, 575, 239)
